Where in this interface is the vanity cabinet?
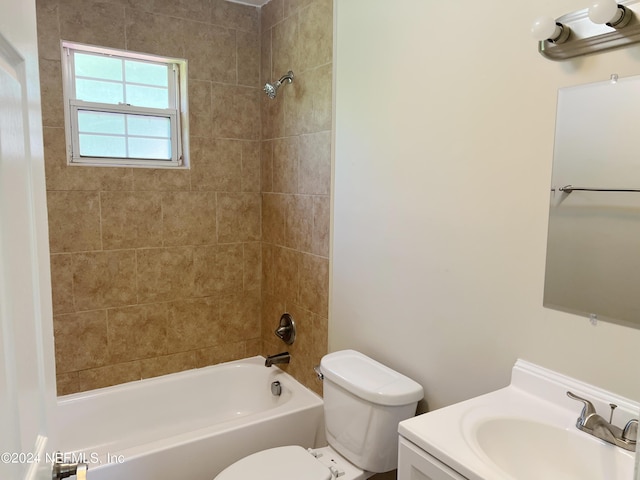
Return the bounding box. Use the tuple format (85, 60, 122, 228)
(398, 437, 467, 480)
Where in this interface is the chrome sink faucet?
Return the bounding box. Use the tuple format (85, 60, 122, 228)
(567, 391, 638, 451)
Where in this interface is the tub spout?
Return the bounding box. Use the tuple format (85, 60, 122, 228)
(265, 352, 290, 367)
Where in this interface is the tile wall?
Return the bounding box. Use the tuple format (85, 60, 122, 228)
(260, 0, 332, 393)
(36, 0, 331, 395)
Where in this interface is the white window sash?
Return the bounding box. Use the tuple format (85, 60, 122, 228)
(69, 103, 180, 167)
(61, 41, 188, 169)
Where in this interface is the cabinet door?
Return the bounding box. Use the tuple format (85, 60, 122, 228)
(398, 437, 468, 480)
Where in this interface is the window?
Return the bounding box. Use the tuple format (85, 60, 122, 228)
(61, 42, 189, 168)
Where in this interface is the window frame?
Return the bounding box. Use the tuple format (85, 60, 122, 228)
(61, 41, 189, 169)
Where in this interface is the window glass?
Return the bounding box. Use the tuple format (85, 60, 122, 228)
(74, 53, 122, 81)
(128, 137, 172, 160)
(63, 41, 188, 168)
(127, 115, 170, 138)
(79, 134, 126, 158)
(75, 78, 124, 104)
(125, 84, 169, 109)
(125, 60, 168, 87)
(78, 111, 125, 135)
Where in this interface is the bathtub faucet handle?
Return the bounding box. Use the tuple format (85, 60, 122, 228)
(274, 313, 296, 345)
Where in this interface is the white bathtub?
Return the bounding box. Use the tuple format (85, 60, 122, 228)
(56, 356, 324, 480)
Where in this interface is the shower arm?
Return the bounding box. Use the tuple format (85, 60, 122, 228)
(277, 71, 294, 84)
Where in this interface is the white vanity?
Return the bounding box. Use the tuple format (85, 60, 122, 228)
(398, 360, 638, 480)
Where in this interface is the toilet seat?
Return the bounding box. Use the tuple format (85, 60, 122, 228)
(215, 446, 332, 480)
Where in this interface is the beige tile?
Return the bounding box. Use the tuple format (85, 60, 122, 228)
(263, 244, 298, 301)
(260, 0, 283, 31)
(133, 0, 211, 22)
(101, 191, 163, 250)
(285, 194, 313, 252)
(261, 140, 274, 192)
(272, 137, 298, 193)
(237, 29, 260, 87)
(299, 131, 331, 195)
(241, 141, 261, 192)
(272, 10, 300, 83)
(136, 246, 195, 303)
(45, 163, 134, 192)
(298, 253, 328, 317)
(217, 192, 261, 243)
(312, 195, 330, 257)
(77, 361, 142, 392)
(107, 303, 168, 362)
(50, 254, 75, 315)
(211, 0, 259, 32)
(261, 292, 286, 339)
(262, 193, 286, 246)
(53, 310, 108, 373)
(245, 338, 262, 357)
(190, 137, 242, 192)
(44, 127, 97, 192)
(297, 0, 332, 71)
(47, 191, 101, 253)
(284, 0, 314, 18)
(189, 80, 212, 139)
(125, 8, 184, 58)
(36, 0, 61, 61)
(286, 63, 332, 136)
(212, 83, 261, 140)
(162, 191, 216, 246)
(219, 289, 261, 340)
(193, 244, 244, 297)
(243, 242, 261, 291)
(39, 59, 63, 128)
(59, 0, 126, 49)
(196, 342, 246, 368)
(260, 27, 271, 92)
(56, 372, 80, 396)
(261, 89, 285, 140)
(166, 297, 220, 352)
(183, 21, 236, 83)
(131, 167, 191, 191)
(140, 351, 197, 379)
(72, 250, 137, 310)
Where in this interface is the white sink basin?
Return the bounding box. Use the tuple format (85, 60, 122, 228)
(474, 417, 634, 480)
(398, 360, 639, 480)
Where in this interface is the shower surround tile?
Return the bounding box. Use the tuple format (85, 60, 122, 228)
(38, 0, 331, 396)
(260, 0, 332, 395)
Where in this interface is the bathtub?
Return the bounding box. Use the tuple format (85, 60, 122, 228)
(55, 356, 324, 480)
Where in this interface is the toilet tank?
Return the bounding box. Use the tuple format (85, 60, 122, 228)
(320, 350, 424, 473)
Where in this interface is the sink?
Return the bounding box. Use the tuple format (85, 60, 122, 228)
(473, 417, 634, 480)
(398, 359, 639, 480)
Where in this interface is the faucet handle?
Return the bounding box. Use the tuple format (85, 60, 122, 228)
(622, 418, 638, 443)
(567, 391, 597, 424)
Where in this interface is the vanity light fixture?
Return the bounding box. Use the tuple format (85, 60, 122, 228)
(531, 17, 571, 44)
(588, 0, 632, 27)
(533, 0, 640, 60)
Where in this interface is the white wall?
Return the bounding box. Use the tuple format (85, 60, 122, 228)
(331, 0, 640, 411)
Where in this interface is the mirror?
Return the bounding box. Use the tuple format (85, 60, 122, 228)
(544, 74, 640, 329)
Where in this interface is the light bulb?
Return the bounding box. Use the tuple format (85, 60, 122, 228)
(589, 0, 623, 25)
(531, 16, 561, 41)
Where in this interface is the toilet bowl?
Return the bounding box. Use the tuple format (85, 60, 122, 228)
(215, 445, 369, 480)
(214, 350, 424, 480)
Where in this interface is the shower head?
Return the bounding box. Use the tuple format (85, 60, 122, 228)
(263, 70, 294, 99)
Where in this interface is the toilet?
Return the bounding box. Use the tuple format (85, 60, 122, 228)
(215, 349, 424, 480)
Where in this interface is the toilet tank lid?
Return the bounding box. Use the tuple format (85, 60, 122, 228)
(320, 350, 423, 406)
